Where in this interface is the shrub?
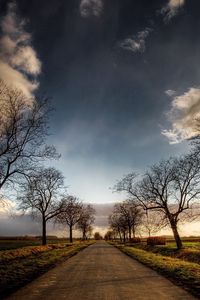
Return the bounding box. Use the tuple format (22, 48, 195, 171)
(147, 236, 166, 246)
(130, 237, 141, 243)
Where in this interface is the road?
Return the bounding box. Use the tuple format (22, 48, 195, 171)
(7, 241, 196, 300)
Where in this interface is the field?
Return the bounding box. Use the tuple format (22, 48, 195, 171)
(0, 238, 94, 299)
(110, 238, 200, 298)
(0, 237, 74, 251)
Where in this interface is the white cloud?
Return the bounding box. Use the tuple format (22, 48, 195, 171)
(0, 1, 41, 96)
(0, 198, 15, 214)
(0, 61, 39, 96)
(10, 46, 41, 75)
(162, 87, 200, 144)
(118, 28, 151, 53)
(165, 89, 176, 97)
(168, 0, 185, 10)
(80, 0, 103, 18)
(161, 0, 185, 22)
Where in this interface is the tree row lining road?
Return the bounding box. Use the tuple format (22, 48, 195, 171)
(7, 241, 196, 300)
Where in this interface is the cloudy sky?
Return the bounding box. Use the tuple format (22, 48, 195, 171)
(0, 0, 200, 205)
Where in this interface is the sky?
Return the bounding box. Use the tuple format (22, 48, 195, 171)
(0, 202, 115, 237)
(0, 0, 200, 207)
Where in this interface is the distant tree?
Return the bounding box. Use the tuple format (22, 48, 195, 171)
(77, 204, 95, 240)
(115, 152, 200, 249)
(109, 207, 128, 243)
(56, 196, 83, 243)
(104, 230, 114, 241)
(18, 167, 65, 245)
(94, 232, 102, 240)
(86, 225, 93, 239)
(141, 211, 166, 237)
(0, 80, 58, 196)
(109, 201, 143, 242)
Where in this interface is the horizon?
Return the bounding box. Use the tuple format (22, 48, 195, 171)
(1, 202, 200, 237)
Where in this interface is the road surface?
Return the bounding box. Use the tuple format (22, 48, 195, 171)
(7, 241, 196, 300)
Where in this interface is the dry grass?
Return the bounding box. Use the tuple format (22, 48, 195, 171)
(0, 243, 72, 263)
(126, 241, 200, 264)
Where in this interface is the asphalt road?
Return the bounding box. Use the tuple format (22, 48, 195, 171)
(7, 241, 196, 300)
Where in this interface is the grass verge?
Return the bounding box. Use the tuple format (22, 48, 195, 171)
(125, 242, 200, 264)
(0, 243, 73, 263)
(112, 243, 200, 298)
(0, 241, 94, 299)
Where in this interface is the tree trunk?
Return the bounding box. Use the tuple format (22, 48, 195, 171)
(42, 215, 46, 245)
(170, 219, 182, 249)
(82, 228, 86, 240)
(69, 225, 73, 243)
(132, 226, 136, 238)
(123, 231, 126, 243)
(128, 226, 132, 241)
(118, 230, 122, 242)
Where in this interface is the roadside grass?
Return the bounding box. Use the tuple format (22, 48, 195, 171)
(0, 241, 94, 299)
(112, 242, 200, 298)
(0, 243, 73, 263)
(125, 241, 200, 264)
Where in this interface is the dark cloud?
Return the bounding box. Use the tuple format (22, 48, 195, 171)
(0, 213, 41, 236)
(0, 203, 114, 236)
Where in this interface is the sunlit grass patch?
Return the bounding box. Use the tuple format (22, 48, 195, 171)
(125, 241, 200, 264)
(0, 243, 73, 263)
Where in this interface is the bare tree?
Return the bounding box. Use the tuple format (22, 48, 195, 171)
(0, 81, 58, 194)
(115, 152, 200, 249)
(108, 213, 123, 242)
(77, 204, 95, 240)
(128, 200, 143, 238)
(104, 230, 114, 240)
(56, 196, 83, 243)
(18, 167, 65, 245)
(141, 211, 166, 237)
(109, 201, 142, 242)
(109, 205, 128, 243)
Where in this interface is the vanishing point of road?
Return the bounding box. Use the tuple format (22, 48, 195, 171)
(7, 241, 196, 300)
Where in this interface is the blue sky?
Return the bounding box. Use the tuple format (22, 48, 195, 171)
(0, 0, 199, 203)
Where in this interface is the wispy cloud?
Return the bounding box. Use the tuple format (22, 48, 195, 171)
(161, 0, 185, 22)
(118, 28, 151, 53)
(162, 87, 200, 144)
(0, 1, 41, 96)
(165, 89, 176, 97)
(80, 0, 103, 18)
